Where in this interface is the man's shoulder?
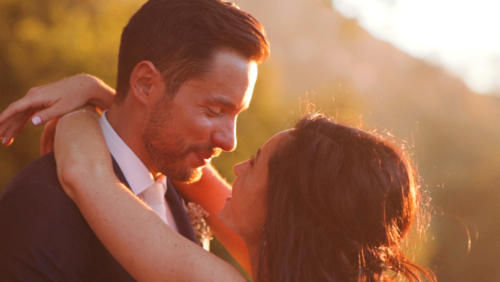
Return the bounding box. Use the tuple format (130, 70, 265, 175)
(4, 151, 60, 192)
(0, 152, 66, 208)
(0, 152, 135, 281)
(0, 151, 80, 228)
(0, 151, 83, 239)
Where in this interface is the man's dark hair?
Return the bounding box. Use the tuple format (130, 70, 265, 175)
(115, 0, 269, 101)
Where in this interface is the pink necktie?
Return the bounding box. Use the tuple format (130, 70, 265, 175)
(139, 174, 168, 224)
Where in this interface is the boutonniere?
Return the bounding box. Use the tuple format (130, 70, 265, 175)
(185, 202, 213, 251)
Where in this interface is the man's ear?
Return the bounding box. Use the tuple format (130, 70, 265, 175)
(129, 61, 162, 105)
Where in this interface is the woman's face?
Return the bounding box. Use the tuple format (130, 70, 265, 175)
(218, 131, 290, 243)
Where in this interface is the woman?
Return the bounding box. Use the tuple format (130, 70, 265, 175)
(0, 76, 435, 281)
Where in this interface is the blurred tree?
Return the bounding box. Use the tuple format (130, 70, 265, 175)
(0, 0, 142, 193)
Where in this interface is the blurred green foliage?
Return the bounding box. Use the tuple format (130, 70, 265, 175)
(0, 0, 141, 191)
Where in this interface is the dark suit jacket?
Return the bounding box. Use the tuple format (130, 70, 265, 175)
(0, 152, 196, 281)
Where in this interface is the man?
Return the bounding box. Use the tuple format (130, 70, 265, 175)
(0, 0, 269, 280)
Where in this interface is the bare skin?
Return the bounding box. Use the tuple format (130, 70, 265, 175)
(0, 72, 251, 272)
(171, 166, 251, 270)
(54, 106, 288, 281)
(55, 107, 248, 281)
(0, 74, 114, 146)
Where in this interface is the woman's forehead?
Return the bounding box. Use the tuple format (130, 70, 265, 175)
(264, 130, 292, 147)
(258, 131, 293, 159)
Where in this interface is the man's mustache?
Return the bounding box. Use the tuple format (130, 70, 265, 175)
(189, 144, 222, 159)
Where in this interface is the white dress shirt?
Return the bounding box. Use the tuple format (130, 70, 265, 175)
(99, 111, 179, 233)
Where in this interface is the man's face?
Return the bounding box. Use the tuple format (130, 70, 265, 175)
(142, 50, 258, 182)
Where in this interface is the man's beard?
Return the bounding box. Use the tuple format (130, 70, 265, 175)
(142, 99, 221, 183)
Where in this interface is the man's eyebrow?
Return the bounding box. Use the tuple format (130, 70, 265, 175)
(208, 96, 249, 111)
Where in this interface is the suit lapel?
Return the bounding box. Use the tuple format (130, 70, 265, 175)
(165, 179, 198, 244)
(112, 156, 131, 189)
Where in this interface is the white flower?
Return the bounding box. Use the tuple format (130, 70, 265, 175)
(185, 202, 213, 251)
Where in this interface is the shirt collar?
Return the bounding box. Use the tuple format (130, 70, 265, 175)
(99, 111, 162, 195)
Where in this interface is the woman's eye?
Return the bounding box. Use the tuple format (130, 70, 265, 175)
(249, 155, 255, 166)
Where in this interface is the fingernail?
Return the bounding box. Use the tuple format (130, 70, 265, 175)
(32, 116, 42, 126)
(2, 138, 9, 145)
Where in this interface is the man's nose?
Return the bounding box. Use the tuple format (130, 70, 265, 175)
(212, 118, 237, 152)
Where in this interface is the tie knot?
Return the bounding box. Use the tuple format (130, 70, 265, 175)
(155, 174, 166, 184)
(141, 175, 167, 205)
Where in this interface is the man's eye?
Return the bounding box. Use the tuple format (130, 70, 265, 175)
(206, 107, 222, 115)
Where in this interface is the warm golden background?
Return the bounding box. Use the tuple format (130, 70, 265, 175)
(1, 0, 500, 280)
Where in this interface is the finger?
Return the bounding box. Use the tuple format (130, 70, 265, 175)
(0, 85, 60, 125)
(0, 108, 30, 134)
(1, 137, 14, 146)
(1, 113, 31, 146)
(1, 123, 17, 146)
(0, 113, 22, 144)
(31, 101, 72, 126)
(0, 97, 38, 125)
(0, 119, 8, 140)
(40, 118, 59, 155)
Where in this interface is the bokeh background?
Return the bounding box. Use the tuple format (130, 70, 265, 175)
(1, 0, 500, 280)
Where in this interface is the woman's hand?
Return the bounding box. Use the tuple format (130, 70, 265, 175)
(0, 74, 115, 146)
(40, 118, 60, 155)
(172, 166, 251, 273)
(53, 106, 246, 282)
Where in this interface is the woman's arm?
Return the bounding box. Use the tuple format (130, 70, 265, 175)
(54, 107, 247, 282)
(173, 168, 251, 273)
(0, 74, 114, 146)
(40, 118, 59, 155)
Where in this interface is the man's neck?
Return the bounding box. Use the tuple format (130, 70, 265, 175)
(106, 103, 158, 175)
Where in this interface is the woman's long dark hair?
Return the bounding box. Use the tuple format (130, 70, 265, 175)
(258, 114, 435, 282)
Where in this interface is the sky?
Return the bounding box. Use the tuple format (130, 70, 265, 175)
(331, 0, 500, 95)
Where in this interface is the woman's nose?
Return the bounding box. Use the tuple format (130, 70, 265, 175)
(233, 161, 248, 176)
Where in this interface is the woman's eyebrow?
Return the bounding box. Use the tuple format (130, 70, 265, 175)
(255, 148, 262, 163)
